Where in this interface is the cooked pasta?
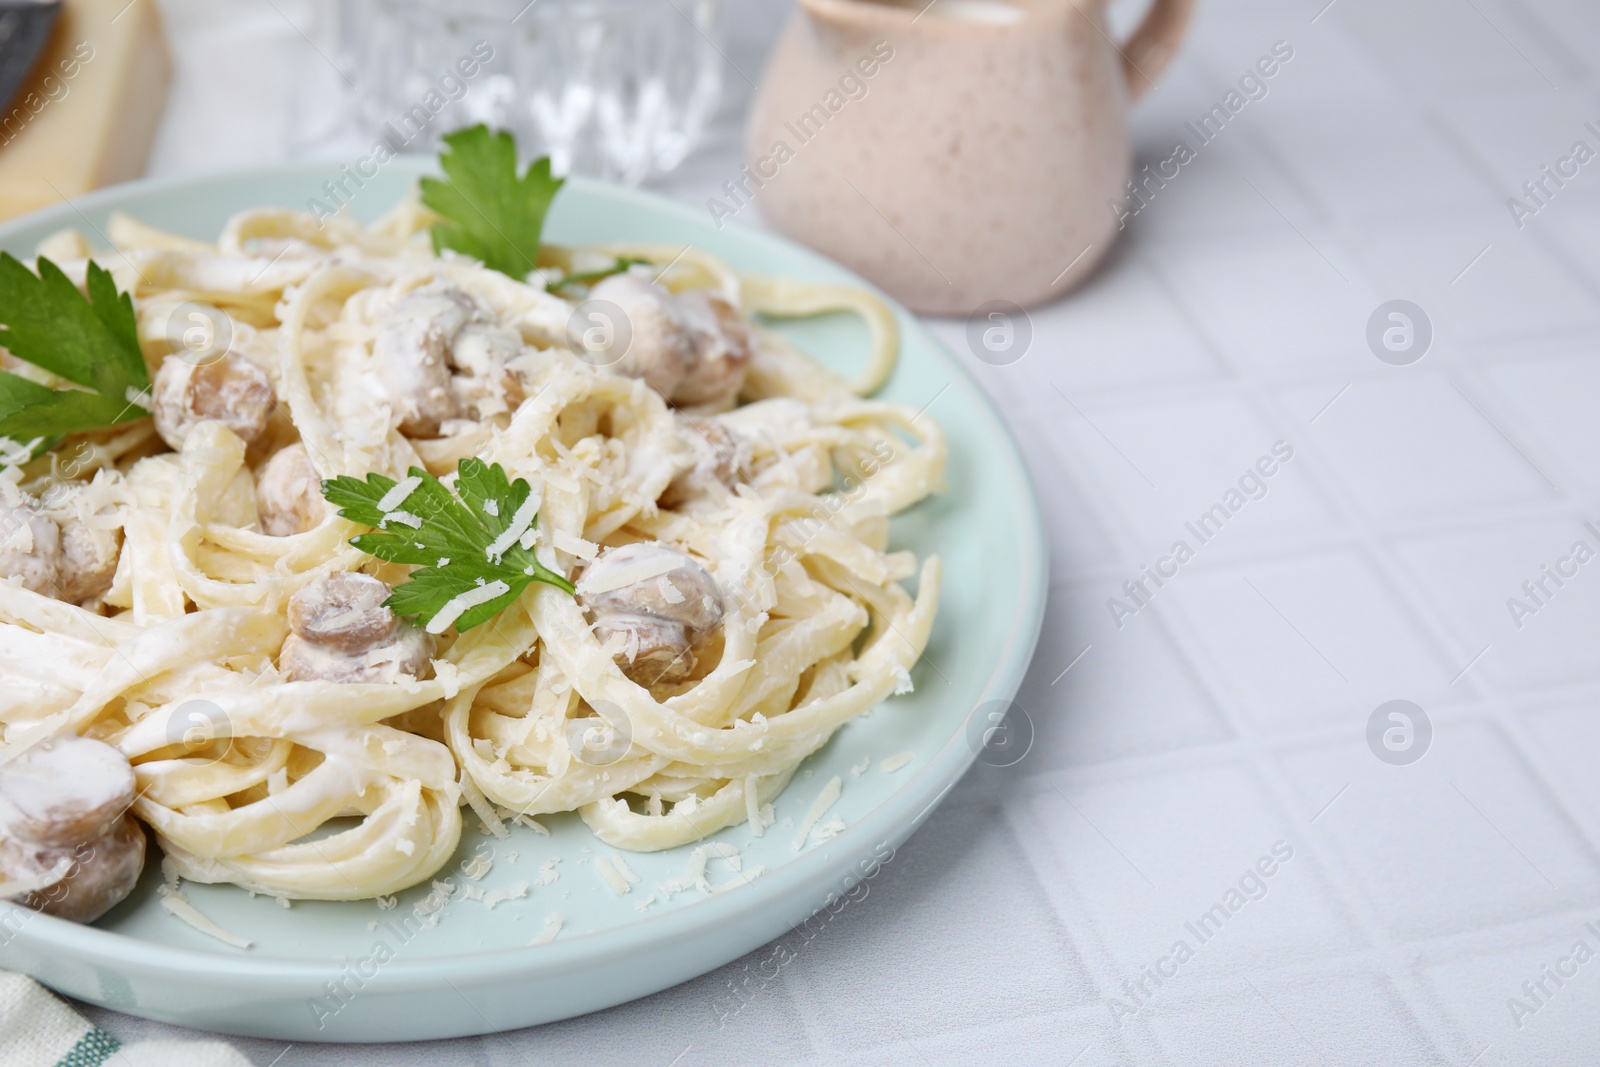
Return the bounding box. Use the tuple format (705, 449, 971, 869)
(0, 191, 945, 901)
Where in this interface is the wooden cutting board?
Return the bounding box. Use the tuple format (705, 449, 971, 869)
(0, 0, 170, 221)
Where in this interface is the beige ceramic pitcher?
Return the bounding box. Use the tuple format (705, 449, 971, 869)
(741, 0, 1194, 315)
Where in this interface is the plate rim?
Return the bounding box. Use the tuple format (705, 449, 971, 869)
(0, 158, 1049, 993)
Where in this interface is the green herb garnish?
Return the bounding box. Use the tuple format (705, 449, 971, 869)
(322, 458, 574, 634)
(545, 256, 652, 295)
(420, 125, 564, 281)
(0, 255, 149, 446)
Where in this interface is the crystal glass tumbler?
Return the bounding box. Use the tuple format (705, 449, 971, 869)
(332, 0, 725, 184)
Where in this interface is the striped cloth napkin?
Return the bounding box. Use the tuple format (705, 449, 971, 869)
(0, 973, 250, 1067)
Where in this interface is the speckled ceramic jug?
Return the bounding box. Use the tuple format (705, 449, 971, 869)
(743, 0, 1193, 315)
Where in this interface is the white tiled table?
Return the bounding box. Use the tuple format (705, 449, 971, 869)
(78, 0, 1600, 1063)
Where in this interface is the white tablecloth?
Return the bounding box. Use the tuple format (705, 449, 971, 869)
(70, 0, 1600, 1063)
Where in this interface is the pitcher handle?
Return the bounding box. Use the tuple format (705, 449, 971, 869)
(1118, 0, 1196, 101)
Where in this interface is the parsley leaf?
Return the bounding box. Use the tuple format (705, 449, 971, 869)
(321, 458, 574, 634)
(0, 255, 150, 445)
(545, 256, 652, 296)
(420, 125, 564, 281)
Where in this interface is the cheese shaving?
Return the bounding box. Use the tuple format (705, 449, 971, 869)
(707, 865, 767, 895)
(792, 775, 842, 851)
(158, 885, 252, 949)
(744, 777, 763, 838)
(532, 913, 563, 945)
(426, 579, 512, 635)
(596, 854, 632, 895)
(578, 554, 683, 595)
(376, 475, 423, 513)
(485, 492, 540, 562)
(553, 530, 598, 559)
(459, 770, 508, 840)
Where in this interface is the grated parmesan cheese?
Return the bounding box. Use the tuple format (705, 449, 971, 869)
(376, 475, 422, 513)
(792, 775, 842, 851)
(811, 815, 846, 843)
(485, 492, 540, 562)
(578, 554, 682, 595)
(427, 579, 512, 635)
(513, 813, 550, 836)
(433, 658, 461, 699)
(707, 864, 767, 895)
(553, 530, 598, 560)
(532, 913, 563, 945)
(596, 854, 633, 895)
(459, 771, 509, 839)
(879, 751, 915, 773)
(462, 851, 494, 881)
(745, 777, 763, 838)
(158, 885, 252, 949)
(0, 857, 71, 898)
(481, 881, 528, 909)
(657, 848, 709, 898)
(611, 854, 640, 885)
(382, 510, 422, 529)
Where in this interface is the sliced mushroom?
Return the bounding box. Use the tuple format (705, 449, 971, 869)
(576, 542, 725, 686)
(0, 735, 136, 848)
(659, 419, 750, 509)
(151, 350, 275, 451)
(58, 522, 122, 605)
(584, 273, 693, 398)
(0, 500, 62, 596)
(670, 290, 755, 407)
(3, 814, 145, 924)
(256, 443, 327, 537)
(281, 571, 434, 683)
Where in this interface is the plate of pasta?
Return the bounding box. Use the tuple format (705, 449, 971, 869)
(0, 129, 1045, 1041)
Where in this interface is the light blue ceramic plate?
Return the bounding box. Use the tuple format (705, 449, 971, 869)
(0, 160, 1046, 1042)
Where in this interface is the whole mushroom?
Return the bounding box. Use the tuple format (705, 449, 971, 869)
(0, 499, 63, 596)
(659, 419, 750, 509)
(670, 290, 754, 408)
(0, 735, 146, 924)
(280, 571, 434, 684)
(255, 443, 327, 537)
(581, 273, 693, 398)
(374, 284, 525, 438)
(151, 350, 276, 451)
(0, 497, 121, 606)
(575, 542, 725, 686)
(578, 276, 756, 410)
(58, 522, 121, 605)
